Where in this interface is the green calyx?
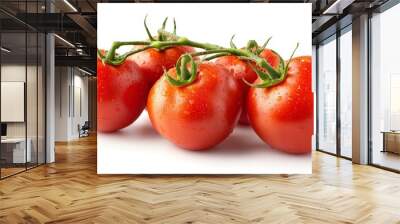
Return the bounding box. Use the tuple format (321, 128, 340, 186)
(99, 16, 300, 89)
(98, 16, 179, 66)
(164, 54, 198, 87)
(245, 37, 271, 55)
(242, 43, 299, 88)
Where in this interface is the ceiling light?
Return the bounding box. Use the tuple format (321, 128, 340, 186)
(76, 48, 87, 56)
(63, 0, 78, 12)
(1, 47, 11, 53)
(78, 67, 93, 76)
(54, 34, 75, 48)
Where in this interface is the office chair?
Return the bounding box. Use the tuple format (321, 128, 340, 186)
(79, 121, 90, 138)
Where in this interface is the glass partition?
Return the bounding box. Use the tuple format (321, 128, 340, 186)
(317, 35, 337, 154)
(370, 3, 400, 171)
(339, 27, 352, 158)
(1, 30, 28, 178)
(38, 32, 45, 165)
(27, 30, 38, 169)
(0, 1, 46, 179)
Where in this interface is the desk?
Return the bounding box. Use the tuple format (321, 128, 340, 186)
(381, 131, 400, 154)
(1, 138, 31, 163)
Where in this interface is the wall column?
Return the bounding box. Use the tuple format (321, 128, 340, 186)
(45, 1, 55, 163)
(352, 14, 369, 164)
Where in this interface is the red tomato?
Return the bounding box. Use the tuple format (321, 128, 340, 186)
(147, 62, 243, 150)
(259, 49, 280, 69)
(131, 46, 195, 85)
(247, 56, 313, 154)
(215, 49, 280, 125)
(215, 55, 258, 82)
(97, 56, 149, 132)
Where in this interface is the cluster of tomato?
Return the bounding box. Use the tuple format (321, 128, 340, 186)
(97, 29, 313, 154)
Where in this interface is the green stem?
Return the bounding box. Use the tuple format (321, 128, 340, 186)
(104, 41, 150, 62)
(191, 49, 232, 57)
(100, 33, 287, 89)
(97, 16, 298, 88)
(203, 53, 231, 61)
(102, 36, 269, 70)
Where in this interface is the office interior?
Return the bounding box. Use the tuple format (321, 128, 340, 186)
(0, 0, 399, 180)
(0, 0, 400, 222)
(314, 0, 400, 172)
(0, 0, 97, 179)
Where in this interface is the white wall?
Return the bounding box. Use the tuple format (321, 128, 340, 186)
(1, 65, 39, 138)
(1, 63, 46, 164)
(55, 66, 69, 141)
(1, 65, 25, 131)
(72, 73, 89, 138)
(54, 67, 89, 141)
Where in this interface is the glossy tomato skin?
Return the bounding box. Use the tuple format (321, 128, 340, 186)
(215, 55, 258, 82)
(147, 62, 243, 150)
(259, 49, 280, 69)
(97, 57, 149, 132)
(247, 56, 313, 154)
(215, 56, 256, 125)
(131, 46, 195, 86)
(215, 49, 280, 125)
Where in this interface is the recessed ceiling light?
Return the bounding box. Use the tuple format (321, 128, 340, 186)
(63, 0, 78, 12)
(78, 67, 93, 76)
(54, 34, 75, 48)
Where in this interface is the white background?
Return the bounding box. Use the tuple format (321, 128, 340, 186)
(98, 3, 311, 59)
(97, 3, 312, 174)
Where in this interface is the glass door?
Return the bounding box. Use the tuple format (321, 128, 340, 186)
(370, 3, 400, 171)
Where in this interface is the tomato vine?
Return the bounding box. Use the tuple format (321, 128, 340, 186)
(97, 17, 298, 88)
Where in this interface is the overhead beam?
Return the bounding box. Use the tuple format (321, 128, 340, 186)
(11, 13, 83, 32)
(312, 14, 352, 44)
(323, 0, 356, 15)
(55, 55, 96, 71)
(312, 15, 335, 33)
(53, 0, 97, 43)
(67, 14, 96, 36)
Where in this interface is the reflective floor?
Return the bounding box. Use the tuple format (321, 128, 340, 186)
(0, 135, 400, 223)
(373, 150, 400, 171)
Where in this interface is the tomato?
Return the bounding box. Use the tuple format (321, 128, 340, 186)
(247, 56, 313, 154)
(130, 46, 195, 85)
(215, 55, 258, 82)
(259, 49, 280, 69)
(215, 49, 280, 125)
(97, 56, 149, 132)
(147, 62, 243, 150)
